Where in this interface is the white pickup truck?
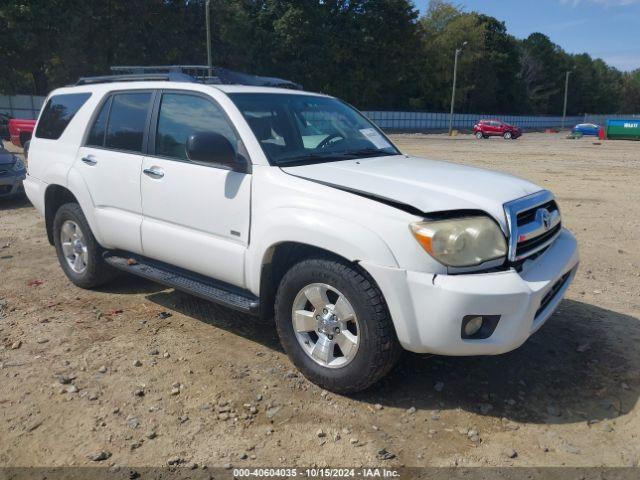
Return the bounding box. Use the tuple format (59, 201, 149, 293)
(24, 76, 578, 393)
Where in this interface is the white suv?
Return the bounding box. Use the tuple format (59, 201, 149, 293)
(25, 76, 579, 393)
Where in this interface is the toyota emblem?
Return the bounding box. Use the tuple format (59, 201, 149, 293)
(539, 208, 551, 230)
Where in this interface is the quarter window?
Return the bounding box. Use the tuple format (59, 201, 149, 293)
(104, 92, 152, 153)
(86, 97, 111, 147)
(35, 93, 91, 140)
(155, 93, 237, 160)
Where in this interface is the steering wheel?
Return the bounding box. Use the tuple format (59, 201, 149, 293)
(316, 133, 344, 149)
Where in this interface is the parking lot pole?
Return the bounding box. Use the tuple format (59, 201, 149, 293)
(562, 70, 572, 130)
(206, 0, 212, 79)
(449, 42, 467, 136)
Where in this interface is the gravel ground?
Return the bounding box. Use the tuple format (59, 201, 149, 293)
(0, 133, 639, 468)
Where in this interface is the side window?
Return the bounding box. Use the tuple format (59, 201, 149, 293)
(35, 93, 91, 140)
(155, 93, 237, 160)
(86, 96, 111, 147)
(104, 92, 152, 153)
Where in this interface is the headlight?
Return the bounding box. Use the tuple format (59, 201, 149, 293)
(410, 216, 507, 267)
(12, 158, 25, 172)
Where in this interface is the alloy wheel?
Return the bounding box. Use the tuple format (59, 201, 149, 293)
(291, 283, 360, 368)
(60, 220, 88, 274)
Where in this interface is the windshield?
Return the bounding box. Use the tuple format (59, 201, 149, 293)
(229, 93, 400, 166)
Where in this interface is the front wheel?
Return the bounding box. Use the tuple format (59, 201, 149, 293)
(503, 131, 512, 140)
(274, 258, 401, 394)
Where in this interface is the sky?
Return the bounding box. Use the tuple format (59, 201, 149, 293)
(414, 0, 640, 71)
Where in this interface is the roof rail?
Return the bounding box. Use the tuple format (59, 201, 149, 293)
(107, 65, 302, 89)
(75, 66, 303, 89)
(75, 72, 194, 86)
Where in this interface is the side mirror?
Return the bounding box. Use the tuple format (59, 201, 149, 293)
(185, 131, 248, 173)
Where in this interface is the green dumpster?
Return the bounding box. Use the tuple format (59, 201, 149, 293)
(606, 119, 640, 140)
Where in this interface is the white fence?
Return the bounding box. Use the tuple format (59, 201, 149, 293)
(362, 111, 640, 132)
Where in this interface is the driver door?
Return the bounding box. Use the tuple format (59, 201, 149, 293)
(140, 91, 251, 287)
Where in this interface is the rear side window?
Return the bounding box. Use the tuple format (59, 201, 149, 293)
(104, 92, 152, 153)
(35, 93, 91, 140)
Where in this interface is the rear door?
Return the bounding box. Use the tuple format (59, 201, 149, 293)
(140, 90, 251, 287)
(75, 90, 154, 253)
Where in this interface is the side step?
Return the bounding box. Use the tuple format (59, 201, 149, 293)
(103, 252, 260, 315)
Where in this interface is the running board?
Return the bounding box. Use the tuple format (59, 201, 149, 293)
(103, 252, 260, 315)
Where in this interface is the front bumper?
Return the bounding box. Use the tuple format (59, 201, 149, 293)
(0, 170, 25, 198)
(362, 228, 579, 355)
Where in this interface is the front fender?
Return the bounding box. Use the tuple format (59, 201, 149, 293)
(245, 207, 399, 295)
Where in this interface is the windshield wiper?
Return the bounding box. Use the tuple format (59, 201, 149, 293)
(277, 149, 397, 166)
(276, 152, 355, 166)
(278, 148, 399, 166)
(348, 148, 397, 158)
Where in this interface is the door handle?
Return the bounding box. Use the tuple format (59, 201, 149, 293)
(81, 156, 97, 166)
(143, 167, 165, 179)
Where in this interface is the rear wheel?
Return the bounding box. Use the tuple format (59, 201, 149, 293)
(53, 203, 117, 288)
(503, 131, 512, 140)
(274, 258, 401, 394)
(475, 131, 483, 139)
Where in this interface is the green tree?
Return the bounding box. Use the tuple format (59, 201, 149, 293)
(621, 69, 640, 113)
(0, 0, 634, 114)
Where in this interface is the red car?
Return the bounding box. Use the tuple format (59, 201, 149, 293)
(473, 119, 522, 140)
(8, 118, 36, 147)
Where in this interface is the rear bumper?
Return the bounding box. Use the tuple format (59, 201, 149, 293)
(362, 228, 579, 355)
(0, 171, 25, 198)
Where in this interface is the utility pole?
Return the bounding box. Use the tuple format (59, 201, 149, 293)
(448, 41, 467, 136)
(562, 70, 572, 130)
(206, 0, 212, 79)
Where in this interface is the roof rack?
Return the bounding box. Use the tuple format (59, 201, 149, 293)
(75, 72, 194, 86)
(75, 65, 302, 90)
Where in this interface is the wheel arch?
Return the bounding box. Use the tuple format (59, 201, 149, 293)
(44, 176, 100, 247)
(256, 241, 386, 322)
(44, 185, 79, 245)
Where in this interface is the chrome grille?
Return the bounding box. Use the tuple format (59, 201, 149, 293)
(504, 191, 562, 263)
(516, 199, 558, 226)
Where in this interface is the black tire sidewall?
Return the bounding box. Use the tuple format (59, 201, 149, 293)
(275, 259, 394, 392)
(53, 203, 110, 288)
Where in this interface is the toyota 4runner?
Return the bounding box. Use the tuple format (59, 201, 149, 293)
(24, 75, 579, 393)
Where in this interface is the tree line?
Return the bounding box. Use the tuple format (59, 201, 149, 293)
(1, 0, 639, 115)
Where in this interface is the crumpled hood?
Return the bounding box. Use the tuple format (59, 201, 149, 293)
(282, 155, 542, 230)
(0, 150, 17, 166)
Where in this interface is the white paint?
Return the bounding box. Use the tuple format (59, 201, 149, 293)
(25, 81, 579, 357)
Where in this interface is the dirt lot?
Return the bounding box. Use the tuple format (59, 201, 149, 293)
(1, 133, 639, 468)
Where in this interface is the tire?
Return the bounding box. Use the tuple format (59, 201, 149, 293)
(274, 257, 401, 394)
(53, 203, 117, 289)
(19, 132, 31, 148)
(475, 131, 483, 139)
(503, 131, 512, 140)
